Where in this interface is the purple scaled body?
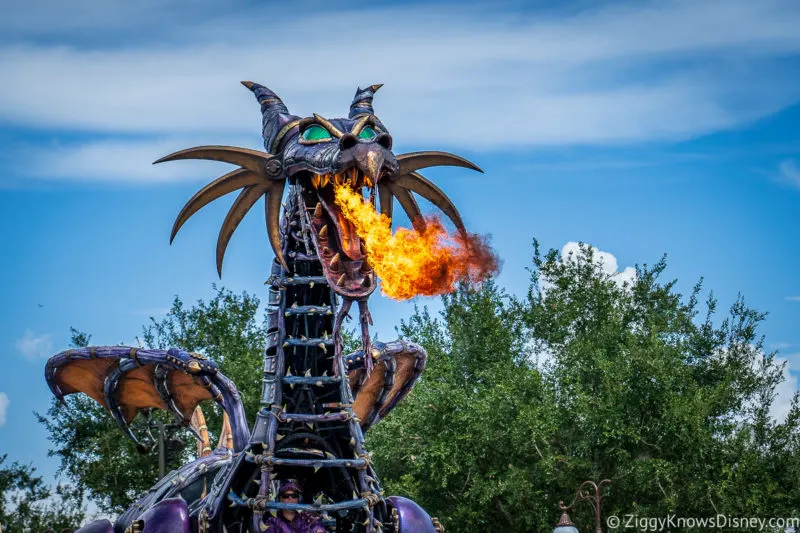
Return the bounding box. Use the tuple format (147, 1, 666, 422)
(389, 496, 438, 533)
(74, 520, 114, 533)
(139, 497, 191, 533)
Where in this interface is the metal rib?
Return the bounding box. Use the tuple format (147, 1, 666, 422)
(103, 364, 141, 445)
(386, 181, 425, 232)
(153, 364, 187, 425)
(216, 184, 270, 276)
(378, 182, 393, 221)
(265, 179, 288, 270)
(396, 150, 483, 176)
(153, 146, 272, 175)
(171, 168, 265, 243)
(392, 171, 465, 232)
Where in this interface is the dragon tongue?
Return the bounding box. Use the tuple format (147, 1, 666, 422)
(319, 193, 363, 260)
(335, 213, 362, 259)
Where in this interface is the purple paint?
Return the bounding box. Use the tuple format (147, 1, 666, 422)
(74, 520, 114, 533)
(388, 496, 437, 533)
(139, 497, 190, 533)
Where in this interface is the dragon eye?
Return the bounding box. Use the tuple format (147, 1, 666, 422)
(302, 125, 332, 141)
(358, 126, 377, 140)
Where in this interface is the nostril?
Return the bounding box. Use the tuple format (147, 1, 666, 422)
(376, 133, 392, 150)
(339, 133, 358, 150)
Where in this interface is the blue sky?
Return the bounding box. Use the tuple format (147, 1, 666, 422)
(1, 0, 800, 492)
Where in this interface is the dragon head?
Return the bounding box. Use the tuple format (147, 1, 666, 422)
(157, 82, 482, 300)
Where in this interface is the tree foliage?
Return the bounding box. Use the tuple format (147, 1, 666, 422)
(37, 245, 800, 531)
(368, 242, 800, 532)
(0, 454, 85, 533)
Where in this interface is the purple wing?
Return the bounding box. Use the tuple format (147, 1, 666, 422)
(45, 346, 249, 451)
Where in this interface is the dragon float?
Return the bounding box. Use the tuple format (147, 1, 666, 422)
(44, 82, 495, 533)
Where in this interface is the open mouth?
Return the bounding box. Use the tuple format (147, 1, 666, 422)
(303, 168, 380, 299)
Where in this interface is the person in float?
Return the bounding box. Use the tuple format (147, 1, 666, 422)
(262, 479, 327, 533)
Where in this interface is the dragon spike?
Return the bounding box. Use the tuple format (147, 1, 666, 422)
(171, 168, 266, 244)
(377, 182, 393, 221)
(241, 81, 300, 154)
(349, 84, 383, 118)
(386, 182, 426, 233)
(265, 179, 288, 271)
(396, 150, 483, 176)
(153, 146, 273, 175)
(393, 171, 465, 232)
(216, 184, 271, 277)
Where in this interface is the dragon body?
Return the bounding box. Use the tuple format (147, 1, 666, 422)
(45, 83, 481, 533)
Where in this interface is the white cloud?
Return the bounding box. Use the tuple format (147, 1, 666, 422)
(560, 241, 638, 287)
(786, 296, 800, 301)
(778, 160, 800, 188)
(0, 0, 797, 175)
(770, 357, 799, 423)
(722, 347, 799, 424)
(15, 329, 53, 360)
(0, 392, 8, 427)
(21, 136, 256, 184)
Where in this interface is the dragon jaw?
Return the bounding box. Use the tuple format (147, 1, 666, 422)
(302, 168, 383, 299)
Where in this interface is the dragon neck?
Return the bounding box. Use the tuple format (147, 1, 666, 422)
(251, 186, 350, 439)
(216, 186, 381, 529)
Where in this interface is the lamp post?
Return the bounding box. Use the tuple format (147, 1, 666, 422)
(553, 479, 611, 533)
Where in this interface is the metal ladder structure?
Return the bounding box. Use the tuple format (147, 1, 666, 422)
(218, 186, 388, 532)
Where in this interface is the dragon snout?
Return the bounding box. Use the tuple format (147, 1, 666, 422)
(338, 138, 397, 182)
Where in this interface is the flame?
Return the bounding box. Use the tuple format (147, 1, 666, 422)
(334, 184, 499, 300)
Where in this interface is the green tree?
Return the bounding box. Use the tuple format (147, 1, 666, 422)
(0, 454, 85, 533)
(38, 286, 266, 513)
(368, 242, 800, 532)
(37, 245, 800, 531)
(368, 280, 560, 532)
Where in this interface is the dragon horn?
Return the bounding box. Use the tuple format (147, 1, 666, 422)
(216, 183, 272, 277)
(392, 171, 464, 233)
(171, 168, 266, 244)
(349, 84, 383, 118)
(242, 81, 300, 154)
(396, 151, 483, 176)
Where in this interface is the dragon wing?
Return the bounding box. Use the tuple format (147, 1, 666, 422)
(45, 346, 249, 452)
(345, 340, 427, 432)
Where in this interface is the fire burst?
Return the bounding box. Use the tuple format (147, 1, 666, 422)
(334, 184, 499, 300)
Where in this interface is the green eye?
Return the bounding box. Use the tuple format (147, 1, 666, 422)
(358, 126, 377, 140)
(302, 125, 332, 141)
